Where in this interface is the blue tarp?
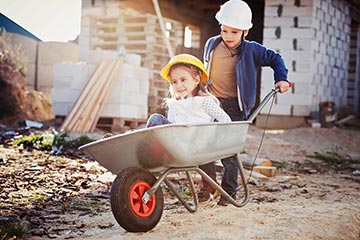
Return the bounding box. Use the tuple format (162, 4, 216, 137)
(0, 13, 41, 41)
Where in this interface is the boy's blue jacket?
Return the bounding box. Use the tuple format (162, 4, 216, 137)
(203, 35, 288, 119)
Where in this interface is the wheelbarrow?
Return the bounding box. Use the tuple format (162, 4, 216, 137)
(79, 88, 282, 232)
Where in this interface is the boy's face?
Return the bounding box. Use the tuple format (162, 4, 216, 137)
(221, 25, 249, 48)
(170, 66, 200, 99)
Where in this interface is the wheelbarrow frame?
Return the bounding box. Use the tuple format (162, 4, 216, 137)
(79, 88, 280, 232)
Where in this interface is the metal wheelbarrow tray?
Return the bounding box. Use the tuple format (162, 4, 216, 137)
(79, 89, 279, 232)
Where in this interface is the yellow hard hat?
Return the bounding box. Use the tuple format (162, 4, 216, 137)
(160, 54, 209, 82)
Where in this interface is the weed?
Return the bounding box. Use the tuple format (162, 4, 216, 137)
(307, 152, 360, 165)
(53, 132, 93, 150)
(12, 133, 53, 151)
(0, 222, 27, 239)
(65, 198, 101, 211)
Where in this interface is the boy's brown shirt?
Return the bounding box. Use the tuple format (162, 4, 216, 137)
(208, 42, 238, 98)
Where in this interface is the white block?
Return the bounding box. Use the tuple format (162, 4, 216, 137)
(292, 105, 310, 116)
(52, 102, 75, 116)
(287, 72, 313, 83)
(87, 50, 118, 63)
(38, 42, 79, 64)
(263, 28, 315, 39)
(260, 103, 291, 115)
(51, 89, 81, 103)
(125, 54, 142, 67)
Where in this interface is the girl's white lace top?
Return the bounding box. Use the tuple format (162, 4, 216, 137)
(166, 96, 231, 123)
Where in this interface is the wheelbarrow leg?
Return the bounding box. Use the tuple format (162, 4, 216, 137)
(195, 153, 249, 207)
(164, 171, 198, 213)
(236, 153, 250, 204)
(142, 168, 198, 213)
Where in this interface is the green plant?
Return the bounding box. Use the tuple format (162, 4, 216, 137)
(53, 132, 94, 150)
(307, 152, 360, 165)
(11, 133, 53, 151)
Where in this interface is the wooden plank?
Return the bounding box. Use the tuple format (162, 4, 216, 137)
(73, 60, 116, 132)
(89, 58, 124, 132)
(61, 61, 106, 131)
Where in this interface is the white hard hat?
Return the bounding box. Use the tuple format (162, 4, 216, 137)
(215, 0, 253, 30)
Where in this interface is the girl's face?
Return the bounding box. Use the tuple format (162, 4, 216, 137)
(170, 66, 200, 99)
(221, 24, 249, 48)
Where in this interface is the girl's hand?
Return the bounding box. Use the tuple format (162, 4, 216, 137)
(275, 81, 291, 93)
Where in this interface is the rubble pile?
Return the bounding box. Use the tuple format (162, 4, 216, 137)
(0, 67, 54, 126)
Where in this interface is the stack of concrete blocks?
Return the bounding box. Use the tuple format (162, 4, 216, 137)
(101, 53, 150, 120)
(78, 1, 183, 114)
(5, 33, 79, 95)
(51, 62, 96, 117)
(51, 53, 150, 121)
(261, 0, 352, 119)
(37, 42, 79, 95)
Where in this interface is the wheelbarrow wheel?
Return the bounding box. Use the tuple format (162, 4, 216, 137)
(110, 166, 164, 232)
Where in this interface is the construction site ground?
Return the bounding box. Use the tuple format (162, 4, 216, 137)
(1, 124, 360, 240)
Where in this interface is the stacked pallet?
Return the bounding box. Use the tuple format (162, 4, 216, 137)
(79, 4, 183, 113)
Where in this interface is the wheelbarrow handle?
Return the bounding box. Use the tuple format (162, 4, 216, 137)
(247, 81, 292, 122)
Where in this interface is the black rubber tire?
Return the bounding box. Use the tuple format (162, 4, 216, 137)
(110, 167, 164, 232)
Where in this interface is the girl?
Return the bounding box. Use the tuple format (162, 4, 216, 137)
(146, 54, 231, 127)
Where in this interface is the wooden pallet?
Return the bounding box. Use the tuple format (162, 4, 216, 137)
(96, 117, 147, 133)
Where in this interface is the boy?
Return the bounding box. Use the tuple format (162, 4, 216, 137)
(199, 0, 291, 206)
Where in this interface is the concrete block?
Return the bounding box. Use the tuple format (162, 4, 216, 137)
(264, 0, 286, 6)
(264, 28, 315, 39)
(125, 54, 141, 67)
(139, 78, 150, 95)
(53, 76, 73, 89)
(292, 105, 310, 116)
(265, 0, 313, 6)
(265, 6, 313, 17)
(281, 50, 312, 63)
(260, 103, 292, 115)
(284, 59, 313, 72)
(124, 79, 140, 92)
(37, 64, 54, 88)
(71, 63, 97, 90)
(264, 16, 312, 28)
(287, 72, 313, 83)
(87, 49, 118, 63)
(52, 102, 74, 116)
(54, 63, 84, 88)
(38, 42, 79, 64)
(276, 93, 312, 105)
(51, 89, 81, 103)
(53, 62, 95, 90)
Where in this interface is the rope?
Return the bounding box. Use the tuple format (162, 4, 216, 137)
(244, 92, 276, 187)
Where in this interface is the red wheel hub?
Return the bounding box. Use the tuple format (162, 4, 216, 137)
(129, 181, 156, 217)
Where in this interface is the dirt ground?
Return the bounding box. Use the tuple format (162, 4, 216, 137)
(1, 124, 360, 240)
